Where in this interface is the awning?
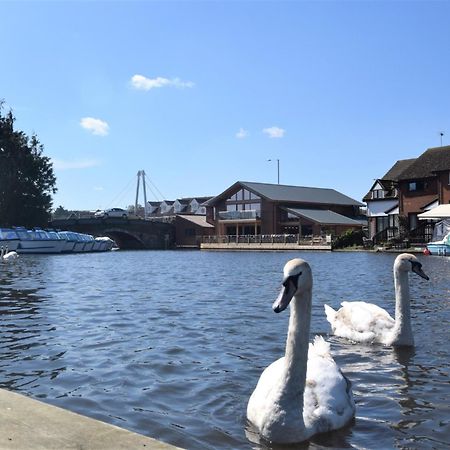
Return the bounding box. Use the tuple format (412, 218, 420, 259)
(418, 204, 450, 220)
(284, 208, 363, 226)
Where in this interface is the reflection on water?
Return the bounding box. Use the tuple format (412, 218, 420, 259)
(0, 251, 448, 449)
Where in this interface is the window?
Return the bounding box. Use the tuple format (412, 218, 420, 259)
(371, 189, 385, 199)
(408, 181, 425, 192)
(376, 216, 389, 233)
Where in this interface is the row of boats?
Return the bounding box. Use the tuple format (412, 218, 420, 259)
(0, 227, 115, 254)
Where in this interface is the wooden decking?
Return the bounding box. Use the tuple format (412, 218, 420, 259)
(201, 234, 332, 251)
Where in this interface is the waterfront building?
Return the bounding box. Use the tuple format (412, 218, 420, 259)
(205, 181, 364, 237)
(364, 145, 450, 243)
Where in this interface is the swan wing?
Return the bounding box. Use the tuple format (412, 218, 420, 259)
(329, 301, 394, 343)
(304, 336, 355, 433)
(247, 357, 285, 430)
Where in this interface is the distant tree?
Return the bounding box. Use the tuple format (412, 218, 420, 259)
(127, 203, 144, 217)
(53, 205, 70, 219)
(0, 103, 57, 227)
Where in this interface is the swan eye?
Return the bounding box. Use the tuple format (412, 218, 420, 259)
(283, 272, 302, 289)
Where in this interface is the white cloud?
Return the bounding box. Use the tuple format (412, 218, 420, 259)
(52, 158, 100, 170)
(236, 128, 249, 139)
(130, 74, 194, 91)
(263, 126, 286, 138)
(93, 186, 104, 191)
(80, 117, 109, 136)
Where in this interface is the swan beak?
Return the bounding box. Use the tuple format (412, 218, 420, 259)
(412, 263, 429, 280)
(272, 279, 296, 313)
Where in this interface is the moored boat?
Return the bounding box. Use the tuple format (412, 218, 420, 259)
(0, 228, 20, 252)
(16, 228, 65, 254)
(426, 232, 450, 256)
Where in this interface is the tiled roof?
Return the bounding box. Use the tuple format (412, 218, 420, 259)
(207, 181, 363, 206)
(397, 146, 450, 180)
(382, 158, 416, 181)
(284, 208, 363, 226)
(177, 215, 214, 228)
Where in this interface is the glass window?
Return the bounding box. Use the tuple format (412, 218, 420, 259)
(249, 192, 260, 200)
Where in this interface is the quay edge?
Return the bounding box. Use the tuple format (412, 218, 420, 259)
(0, 388, 182, 450)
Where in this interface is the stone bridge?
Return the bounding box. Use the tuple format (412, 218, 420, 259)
(50, 217, 175, 250)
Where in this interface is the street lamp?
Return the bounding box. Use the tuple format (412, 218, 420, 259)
(267, 158, 280, 184)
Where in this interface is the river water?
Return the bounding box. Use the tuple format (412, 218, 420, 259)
(0, 250, 448, 449)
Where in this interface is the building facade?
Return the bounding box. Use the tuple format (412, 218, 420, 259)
(206, 181, 364, 237)
(364, 145, 450, 242)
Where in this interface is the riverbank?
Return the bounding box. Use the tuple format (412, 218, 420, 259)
(0, 389, 181, 450)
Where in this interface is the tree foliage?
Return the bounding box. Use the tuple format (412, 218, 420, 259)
(0, 103, 57, 227)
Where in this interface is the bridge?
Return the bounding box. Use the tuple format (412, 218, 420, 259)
(50, 217, 175, 250)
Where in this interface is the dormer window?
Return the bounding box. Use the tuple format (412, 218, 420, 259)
(372, 189, 385, 199)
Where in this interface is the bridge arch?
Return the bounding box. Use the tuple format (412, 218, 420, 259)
(102, 228, 147, 250)
(50, 218, 175, 250)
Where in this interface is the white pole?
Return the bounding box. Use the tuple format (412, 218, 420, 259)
(135, 170, 141, 215)
(142, 170, 148, 219)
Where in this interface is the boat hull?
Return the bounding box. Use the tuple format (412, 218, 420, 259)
(426, 243, 450, 256)
(17, 239, 65, 254)
(0, 239, 20, 252)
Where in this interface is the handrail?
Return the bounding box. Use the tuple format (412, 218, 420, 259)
(202, 234, 331, 245)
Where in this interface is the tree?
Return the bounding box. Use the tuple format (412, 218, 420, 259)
(53, 205, 71, 219)
(0, 103, 57, 228)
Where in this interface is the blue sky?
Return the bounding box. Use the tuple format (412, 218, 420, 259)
(1, 0, 449, 211)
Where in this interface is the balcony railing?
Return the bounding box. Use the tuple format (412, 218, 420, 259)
(202, 234, 331, 246)
(218, 210, 260, 220)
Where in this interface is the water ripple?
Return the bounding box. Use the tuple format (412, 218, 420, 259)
(0, 251, 448, 449)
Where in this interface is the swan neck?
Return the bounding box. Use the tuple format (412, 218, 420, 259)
(282, 288, 311, 403)
(392, 266, 413, 345)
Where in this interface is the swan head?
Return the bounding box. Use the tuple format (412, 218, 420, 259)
(272, 258, 312, 313)
(395, 253, 429, 280)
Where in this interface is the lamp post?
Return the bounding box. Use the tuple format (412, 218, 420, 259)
(267, 158, 280, 184)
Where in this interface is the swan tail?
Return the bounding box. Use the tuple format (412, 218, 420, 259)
(324, 304, 337, 324)
(309, 335, 332, 359)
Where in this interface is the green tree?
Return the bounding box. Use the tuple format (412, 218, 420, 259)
(53, 205, 70, 219)
(0, 103, 57, 227)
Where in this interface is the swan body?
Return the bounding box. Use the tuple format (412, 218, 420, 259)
(1, 247, 19, 261)
(324, 253, 429, 346)
(247, 258, 355, 444)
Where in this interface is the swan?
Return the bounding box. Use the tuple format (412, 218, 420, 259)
(247, 258, 355, 444)
(1, 246, 19, 261)
(324, 253, 429, 346)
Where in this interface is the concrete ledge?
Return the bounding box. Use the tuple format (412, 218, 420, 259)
(0, 389, 182, 450)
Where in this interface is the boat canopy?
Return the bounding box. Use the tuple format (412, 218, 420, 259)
(430, 219, 450, 243)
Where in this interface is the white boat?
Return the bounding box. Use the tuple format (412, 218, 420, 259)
(57, 231, 77, 253)
(16, 228, 66, 254)
(0, 228, 20, 252)
(426, 233, 450, 256)
(426, 219, 450, 256)
(82, 234, 95, 252)
(94, 236, 114, 251)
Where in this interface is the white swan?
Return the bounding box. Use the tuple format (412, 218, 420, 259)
(324, 253, 429, 347)
(1, 246, 19, 261)
(247, 258, 355, 444)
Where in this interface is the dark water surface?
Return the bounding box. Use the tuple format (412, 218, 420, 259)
(0, 250, 448, 449)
